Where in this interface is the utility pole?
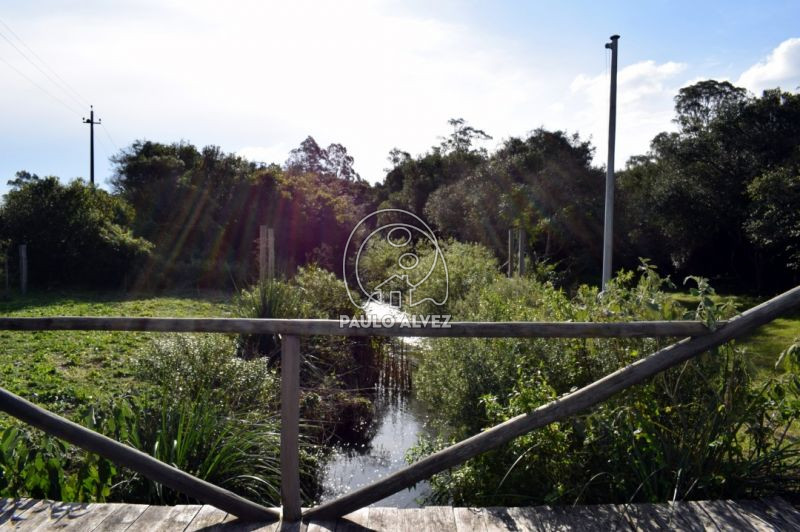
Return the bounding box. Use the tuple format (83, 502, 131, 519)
(601, 34, 619, 290)
(82, 106, 101, 186)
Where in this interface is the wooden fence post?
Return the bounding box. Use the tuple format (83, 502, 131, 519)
(507, 229, 513, 278)
(259, 225, 267, 285)
(19, 244, 27, 295)
(268, 228, 275, 280)
(518, 228, 526, 277)
(280, 335, 301, 522)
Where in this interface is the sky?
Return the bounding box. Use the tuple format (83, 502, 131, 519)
(1, 0, 799, 194)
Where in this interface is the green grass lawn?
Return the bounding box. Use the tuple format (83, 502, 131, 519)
(0, 290, 234, 414)
(671, 292, 800, 380)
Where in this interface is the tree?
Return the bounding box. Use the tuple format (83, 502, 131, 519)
(439, 118, 492, 154)
(746, 167, 800, 273)
(285, 136, 361, 181)
(674, 80, 747, 133)
(0, 175, 152, 287)
(618, 82, 800, 291)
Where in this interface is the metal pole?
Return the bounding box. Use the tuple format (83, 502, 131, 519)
(601, 35, 619, 290)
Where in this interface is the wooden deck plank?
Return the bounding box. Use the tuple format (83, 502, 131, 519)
(41, 502, 123, 531)
(185, 505, 229, 531)
(0, 499, 41, 530)
(453, 508, 487, 532)
(331, 507, 369, 531)
(505, 507, 544, 531)
(303, 519, 336, 532)
(0, 498, 795, 531)
(668, 501, 720, 531)
(5, 501, 81, 531)
(0, 499, 34, 528)
(484, 507, 523, 531)
(124, 504, 201, 532)
(718, 501, 776, 532)
(91, 504, 149, 532)
(696, 500, 759, 531)
(616, 502, 672, 531)
(533, 504, 631, 531)
(364, 507, 398, 531)
(211, 515, 279, 532)
(733, 497, 800, 531)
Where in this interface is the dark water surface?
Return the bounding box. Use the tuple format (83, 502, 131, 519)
(320, 338, 431, 507)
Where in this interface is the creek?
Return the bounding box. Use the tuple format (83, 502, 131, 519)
(319, 303, 431, 507)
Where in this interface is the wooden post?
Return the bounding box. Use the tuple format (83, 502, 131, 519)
(259, 225, 267, 285)
(268, 227, 275, 280)
(507, 229, 513, 278)
(19, 244, 27, 295)
(518, 228, 526, 277)
(280, 335, 301, 522)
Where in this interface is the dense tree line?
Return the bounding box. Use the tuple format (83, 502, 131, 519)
(617, 81, 800, 292)
(1, 80, 797, 293)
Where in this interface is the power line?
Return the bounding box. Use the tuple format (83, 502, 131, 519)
(100, 122, 120, 153)
(0, 53, 82, 117)
(0, 18, 89, 109)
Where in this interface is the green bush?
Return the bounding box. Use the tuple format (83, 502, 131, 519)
(412, 264, 800, 505)
(357, 238, 499, 315)
(136, 334, 279, 411)
(0, 173, 152, 287)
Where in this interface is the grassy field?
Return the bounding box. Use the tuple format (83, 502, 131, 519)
(672, 292, 800, 379)
(0, 290, 234, 414)
(1, 289, 798, 415)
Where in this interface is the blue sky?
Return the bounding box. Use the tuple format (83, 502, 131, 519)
(1, 0, 799, 194)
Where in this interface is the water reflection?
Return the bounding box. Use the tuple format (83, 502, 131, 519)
(320, 337, 431, 507)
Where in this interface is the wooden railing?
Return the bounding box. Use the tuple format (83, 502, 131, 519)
(1, 284, 799, 522)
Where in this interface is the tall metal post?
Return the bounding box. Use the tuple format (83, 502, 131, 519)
(601, 35, 619, 290)
(82, 106, 101, 186)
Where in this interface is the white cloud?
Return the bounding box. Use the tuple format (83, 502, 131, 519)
(737, 38, 800, 94)
(237, 144, 291, 166)
(565, 60, 686, 167)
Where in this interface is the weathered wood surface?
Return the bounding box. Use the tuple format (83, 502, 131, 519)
(0, 316, 718, 338)
(0, 386, 280, 522)
(281, 335, 302, 522)
(1, 498, 798, 530)
(306, 284, 800, 519)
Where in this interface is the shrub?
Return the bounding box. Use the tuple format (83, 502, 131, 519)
(234, 279, 303, 360)
(357, 238, 500, 315)
(0, 173, 152, 287)
(412, 264, 800, 505)
(136, 334, 279, 411)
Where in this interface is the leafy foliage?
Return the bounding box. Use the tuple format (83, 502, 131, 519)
(413, 263, 800, 505)
(0, 174, 151, 287)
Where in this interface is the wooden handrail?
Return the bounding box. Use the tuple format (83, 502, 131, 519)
(1, 285, 798, 522)
(0, 317, 717, 338)
(0, 386, 280, 521)
(304, 284, 800, 520)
